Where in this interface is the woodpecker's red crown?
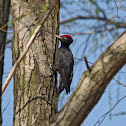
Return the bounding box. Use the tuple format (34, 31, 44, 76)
(55, 34, 73, 46)
(60, 35, 73, 41)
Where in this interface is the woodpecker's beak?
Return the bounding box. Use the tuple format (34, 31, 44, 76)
(55, 35, 62, 40)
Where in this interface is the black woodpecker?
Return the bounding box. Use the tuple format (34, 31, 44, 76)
(54, 35, 74, 95)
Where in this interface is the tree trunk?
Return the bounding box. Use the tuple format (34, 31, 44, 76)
(0, 0, 10, 125)
(11, 0, 59, 125)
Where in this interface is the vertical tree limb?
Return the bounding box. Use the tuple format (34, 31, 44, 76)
(0, 0, 10, 124)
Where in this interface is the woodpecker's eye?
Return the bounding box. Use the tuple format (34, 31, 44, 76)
(64, 37, 67, 39)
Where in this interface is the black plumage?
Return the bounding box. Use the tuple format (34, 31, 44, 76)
(55, 35, 74, 94)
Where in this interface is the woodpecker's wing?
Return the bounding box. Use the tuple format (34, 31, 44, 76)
(60, 68, 70, 94)
(58, 47, 74, 93)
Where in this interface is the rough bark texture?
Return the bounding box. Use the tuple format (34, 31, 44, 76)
(51, 31, 126, 126)
(11, 0, 59, 125)
(0, 0, 10, 125)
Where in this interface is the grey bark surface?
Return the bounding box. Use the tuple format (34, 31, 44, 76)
(0, 0, 10, 125)
(51, 31, 126, 126)
(11, 0, 59, 125)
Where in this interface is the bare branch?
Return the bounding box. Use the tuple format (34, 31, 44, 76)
(60, 16, 126, 28)
(74, 57, 94, 64)
(94, 96, 126, 126)
(60, 16, 108, 24)
(90, 0, 106, 18)
(61, 28, 117, 36)
(2, 0, 59, 95)
(114, 0, 119, 17)
(113, 78, 126, 87)
(2, 100, 10, 115)
(84, 56, 91, 72)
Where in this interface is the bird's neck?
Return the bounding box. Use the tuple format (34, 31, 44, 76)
(61, 43, 69, 48)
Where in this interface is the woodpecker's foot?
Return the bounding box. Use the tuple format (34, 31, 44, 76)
(51, 64, 59, 72)
(56, 83, 64, 96)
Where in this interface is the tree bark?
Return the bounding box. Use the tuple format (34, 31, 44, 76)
(11, 0, 59, 125)
(51, 31, 126, 126)
(11, 0, 126, 125)
(0, 0, 10, 125)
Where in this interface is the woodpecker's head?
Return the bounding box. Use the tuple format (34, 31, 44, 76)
(55, 35, 73, 46)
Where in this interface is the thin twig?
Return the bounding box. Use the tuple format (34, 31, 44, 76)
(90, 0, 106, 18)
(114, 0, 126, 17)
(2, 0, 59, 95)
(2, 100, 10, 115)
(60, 16, 108, 24)
(60, 28, 117, 36)
(114, 0, 119, 17)
(94, 96, 126, 126)
(113, 78, 126, 87)
(74, 57, 93, 64)
(84, 56, 91, 72)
